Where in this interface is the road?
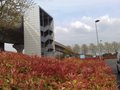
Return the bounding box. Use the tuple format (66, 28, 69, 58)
(105, 59, 120, 89)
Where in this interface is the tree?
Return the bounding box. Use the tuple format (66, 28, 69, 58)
(66, 45, 73, 51)
(72, 44, 80, 53)
(98, 42, 104, 55)
(111, 41, 119, 52)
(0, 0, 34, 29)
(64, 45, 73, 57)
(104, 42, 112, 53)
(88, 43, 97, 55)
(81, 44, 88, 55)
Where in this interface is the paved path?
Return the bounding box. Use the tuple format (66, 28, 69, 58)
(105, 59, 120, 89)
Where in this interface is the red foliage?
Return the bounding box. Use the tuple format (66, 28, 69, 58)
(0, 52, 117, 90)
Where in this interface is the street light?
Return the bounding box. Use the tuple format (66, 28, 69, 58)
(95, 20, 100, 57)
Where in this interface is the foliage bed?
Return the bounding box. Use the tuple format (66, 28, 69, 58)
(0, 52, 117, 90)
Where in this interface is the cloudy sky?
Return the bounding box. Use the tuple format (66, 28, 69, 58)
(36, 0, 120, 45)
(6, 0, 120, 51)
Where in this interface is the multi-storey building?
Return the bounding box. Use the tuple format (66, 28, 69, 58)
(0, 5, 74, 57)
(24, 5, 55, 56)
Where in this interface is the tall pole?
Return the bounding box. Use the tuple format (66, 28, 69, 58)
(95, 20, 100, 57)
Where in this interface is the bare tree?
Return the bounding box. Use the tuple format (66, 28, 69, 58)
(81, 44, 88, 55)
(111, 41, 119, 52)
(0, 0, 34, 29)
(104, 42, 112, 53)
(72, 44, 80, 53)
(98, 42, 105, 55)
(88, 43, 97, 55)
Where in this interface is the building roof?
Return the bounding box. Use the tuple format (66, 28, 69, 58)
(55, 41, 66, 49)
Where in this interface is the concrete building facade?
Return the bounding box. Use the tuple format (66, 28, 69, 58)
(0, 5, 55, 56)
(24, 5, 55, 56)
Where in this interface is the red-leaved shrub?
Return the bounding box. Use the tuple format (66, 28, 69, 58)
(0, 52, 117, 90)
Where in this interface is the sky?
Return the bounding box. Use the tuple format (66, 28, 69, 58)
(35, 0, 120, 45)
(5, 0, 120, 51)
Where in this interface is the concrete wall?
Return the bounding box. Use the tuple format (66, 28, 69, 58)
(24, 6, 41, 56)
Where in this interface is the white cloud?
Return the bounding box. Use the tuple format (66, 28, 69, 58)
(71, 21, 92, 32)
(54, 15, 120, 45)
(71, 21, 82, 29)
(55, 27, 69, 33)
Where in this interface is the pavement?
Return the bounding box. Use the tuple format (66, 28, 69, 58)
(105, 59, 120, 89)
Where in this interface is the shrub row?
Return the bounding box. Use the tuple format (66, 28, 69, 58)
(0, 52, 117, 90)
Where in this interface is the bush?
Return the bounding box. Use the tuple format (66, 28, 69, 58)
(103, 53, 117, 59)
(0, 52, 117, 90)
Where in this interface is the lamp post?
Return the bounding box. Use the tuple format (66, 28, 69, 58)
(95, 20, 100, 57)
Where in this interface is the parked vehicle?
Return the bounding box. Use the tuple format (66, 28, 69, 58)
(117, 52, 120, 74)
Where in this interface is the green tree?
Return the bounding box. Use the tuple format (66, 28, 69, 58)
(0, 0, 34, 29)
(64, 45, 73, 57)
